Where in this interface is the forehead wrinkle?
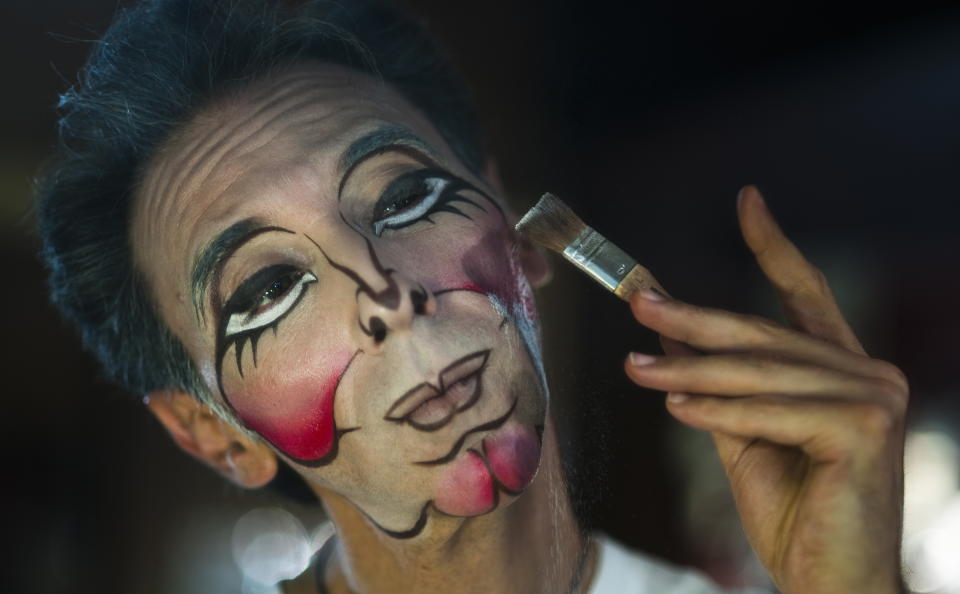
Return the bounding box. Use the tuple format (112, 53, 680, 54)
(170, 95, 329, 214)
(158, 81, 335, 216)
(147, 95, 353, 278)
(144, 63, 436, 238)
(152, 66, 349, 196)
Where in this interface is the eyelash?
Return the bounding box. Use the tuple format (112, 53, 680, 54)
(219, 265, 317, 376)
(372, 170, 487, 236)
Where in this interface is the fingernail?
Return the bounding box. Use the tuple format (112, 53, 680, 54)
(629, 352, 657, 366)
(667, 392, 689, 404)
(641, 288, 665, 302)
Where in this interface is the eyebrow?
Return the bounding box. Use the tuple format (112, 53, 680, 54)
(190, 218, 295, 324)
(337, 125, 439, 199)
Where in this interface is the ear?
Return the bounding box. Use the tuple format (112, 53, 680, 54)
(483, 158, 553, 289)
(145, 390, 278, 488)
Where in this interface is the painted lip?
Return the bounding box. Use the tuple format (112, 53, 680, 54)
(384, 349, 490, 431)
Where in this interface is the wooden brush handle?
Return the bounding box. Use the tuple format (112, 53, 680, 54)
(613, 263, 667, 302)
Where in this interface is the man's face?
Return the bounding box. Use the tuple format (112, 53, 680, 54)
(133, 64, 547, 537)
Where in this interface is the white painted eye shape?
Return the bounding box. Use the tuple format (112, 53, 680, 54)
(372, 176, 448, 236)
(224, 271, 317, 338)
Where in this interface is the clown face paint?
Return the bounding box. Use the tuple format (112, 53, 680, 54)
(133, 64, 549, 539)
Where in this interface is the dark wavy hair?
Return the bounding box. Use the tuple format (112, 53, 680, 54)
(35, 0, 483, 408)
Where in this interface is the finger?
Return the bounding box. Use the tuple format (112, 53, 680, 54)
(737, 185, 864, 354)
(654, 335, 757, 472)
(664, 393, 901, 464)
(624, 352, 906, 412)
(631, 291, 901, 388)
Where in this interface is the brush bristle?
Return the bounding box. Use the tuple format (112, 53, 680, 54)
(515, 193, 588, 253)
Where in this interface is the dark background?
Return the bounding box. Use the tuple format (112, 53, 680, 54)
(4, 1, 960, 592)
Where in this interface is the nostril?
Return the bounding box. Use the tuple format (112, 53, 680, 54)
(411, 287, 428, 315)
(369, 316, 388, 343)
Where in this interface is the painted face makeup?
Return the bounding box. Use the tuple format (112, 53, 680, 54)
(139, 66, 549, 541)
(209, 176, 547, 533)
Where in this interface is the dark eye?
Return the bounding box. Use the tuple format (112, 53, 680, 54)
(222, 265, 318, 338)
(259, 274, 298, 310)
(373, 172, 437, 223)
(371, 168, 490, 236)
(380, 189, 431, 218)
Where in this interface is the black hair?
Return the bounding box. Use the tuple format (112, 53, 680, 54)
(35, 0, 483, 406)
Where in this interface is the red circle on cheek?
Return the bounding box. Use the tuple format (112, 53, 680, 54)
(225, 354, 352, 461)
(483, 424, 541, 493)
(433, 450, 495, 516)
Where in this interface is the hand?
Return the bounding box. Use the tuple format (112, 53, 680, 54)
(623, 186, 908, 594)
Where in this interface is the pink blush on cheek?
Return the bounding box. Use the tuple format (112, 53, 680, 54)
(227, 355, 352, 461)
(434, 450, 495, 516)
(460, 228, 521, 307)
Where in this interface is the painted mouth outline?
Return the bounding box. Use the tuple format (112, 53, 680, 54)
(384, 349, 490, 431)
(412, 397, 518, 466)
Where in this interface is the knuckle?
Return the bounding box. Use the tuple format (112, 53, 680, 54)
(738, 352, 781, 376)
(805, 266, 831, 295)
(786, 264, 831, 298)
(870, 378, 907, 415)
(861, 360, 910, 416)
(872, 360, 910, 395)
(744, 314, 784, 343)
(673, 302, 708, 343)
(884, 384, 909, 417)
(851, 402, 897, 437)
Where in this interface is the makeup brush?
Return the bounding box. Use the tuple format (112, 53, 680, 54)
(515, 193, 666, 301)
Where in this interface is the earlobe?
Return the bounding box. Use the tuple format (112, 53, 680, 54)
(145, 390, 278, 488)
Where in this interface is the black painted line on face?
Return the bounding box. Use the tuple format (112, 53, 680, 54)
(366, 501, 433, 540)
(285, 427, 360, 468)
(305, 233, 401, 312)
(413, 397, 518, 466)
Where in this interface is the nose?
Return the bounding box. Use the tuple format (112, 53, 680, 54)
(356, 269, 436, 350)
(319, 234, 437, 351)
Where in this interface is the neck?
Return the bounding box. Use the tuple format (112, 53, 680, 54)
(313, 417, 589, 594)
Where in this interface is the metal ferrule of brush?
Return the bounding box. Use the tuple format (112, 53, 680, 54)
(562, 227, 637, 291)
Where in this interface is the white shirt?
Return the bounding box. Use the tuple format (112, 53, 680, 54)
(588, 535, 771, 594)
